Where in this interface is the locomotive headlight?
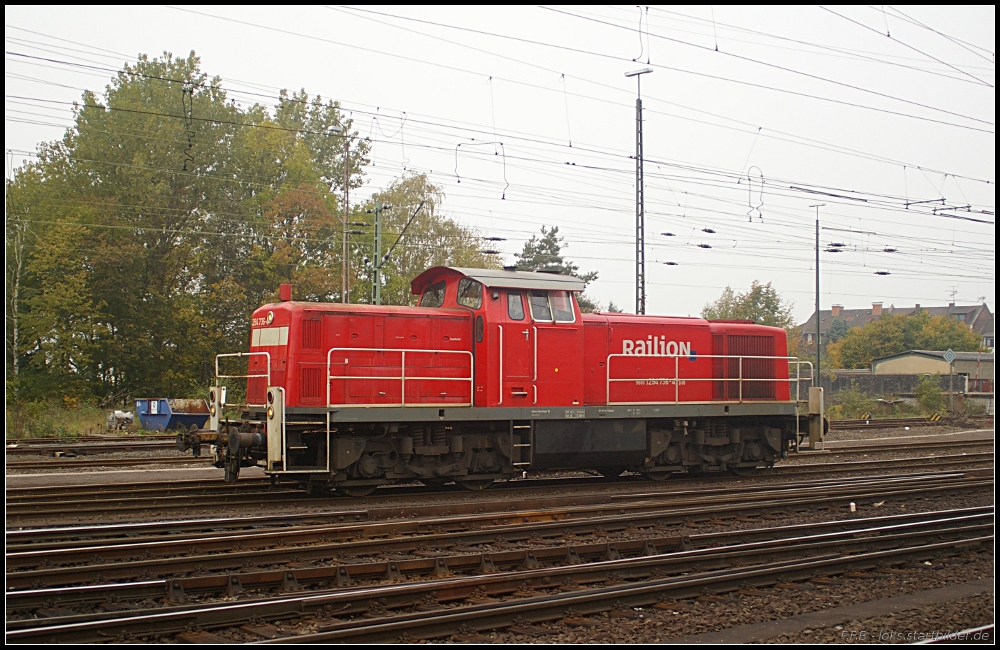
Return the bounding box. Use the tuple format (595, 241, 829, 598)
(267, 406, 274, 420)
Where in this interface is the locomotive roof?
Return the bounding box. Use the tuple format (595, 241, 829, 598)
(411, 266, 587, 294)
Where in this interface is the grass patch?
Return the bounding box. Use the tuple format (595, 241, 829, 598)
(6, 399, 109, 440)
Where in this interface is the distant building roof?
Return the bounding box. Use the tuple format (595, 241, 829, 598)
(871, 350, 994, 364)
(799, 302, 994, 338)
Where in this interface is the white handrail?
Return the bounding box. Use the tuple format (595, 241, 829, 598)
(498, 325, 503, 406)
(326, 347, 474, 408)
(215, 352, 271, 408)
(605, 352, 810, 406)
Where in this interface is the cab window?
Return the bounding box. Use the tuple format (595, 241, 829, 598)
(507, 291, 525, 320)
(551, 291, 575, 323)
(528, 291, 552, 321)
(457, 279, 483, 309)
(419, 280, 446, 307)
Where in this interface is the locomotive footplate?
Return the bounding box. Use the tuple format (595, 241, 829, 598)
(305, 402, 800, 424)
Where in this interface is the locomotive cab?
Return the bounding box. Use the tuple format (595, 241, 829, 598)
(410, 267, 587, 408)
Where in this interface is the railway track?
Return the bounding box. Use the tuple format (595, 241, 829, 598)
(5, 450, 993, 523)
(5, 456, 213, 470)
(7, 451, 991, 517)
(802, 438, 994, 456)
(5, 470, 992, 589)
(829, 415, 993, 430)
(6, 462, 992, 551)
(6, 506, 991, 643)
(5, 439, 178, 456)
(6, 434, 175, 445)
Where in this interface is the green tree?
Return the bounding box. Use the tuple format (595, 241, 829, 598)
(826, 318, 849, 343)
(701, 281, 795, 329)
(827, 312, 982, 369)
(6, 52, 367, 403)
(915, 375, 946, 414)
(515, 226, 599, 312)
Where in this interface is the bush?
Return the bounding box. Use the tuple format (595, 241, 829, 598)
(876, 395, 920, 417)
(5, 399, 106, 439)
(915, 375, 947, 415)
(829, 381, 878, 419)
(963, 399, 987, 416)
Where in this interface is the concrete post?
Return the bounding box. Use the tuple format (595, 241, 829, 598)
(809, 386, 825, 450)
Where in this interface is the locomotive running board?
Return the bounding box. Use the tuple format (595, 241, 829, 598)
(291, 401, 799, 423)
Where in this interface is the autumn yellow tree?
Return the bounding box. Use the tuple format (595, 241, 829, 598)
(827, 311, 981, 369)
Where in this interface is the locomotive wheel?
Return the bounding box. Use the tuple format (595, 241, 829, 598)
(456, 478, 495, 491)
(640, 469, 673, 482)
(336, 484, 378, 497)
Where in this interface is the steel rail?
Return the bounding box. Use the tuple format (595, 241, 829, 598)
(5, 435, 176, 445)
(830, 415, 993, 430)
(5, 461, 992, 534)
(4, 468, 984, 546)
(5, 507, 992, 612)
(798, 440, 994, 455)
(5, 440, 178, 455)
(5, 516, 991, 644)
(5, 456, 213, 470)
(269, 536, 993, 645)
(6, 447, 992, 521)
(5, 476, 276, 499)
(5, 472, 991, 589)
(7, 459, 992, 550)
(778, 452, 994, 475)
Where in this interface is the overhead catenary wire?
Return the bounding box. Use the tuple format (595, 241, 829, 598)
(5, 11, 993, 313)
(821, 6, 993, 87)
(165, 5, 995, 136)
(6, 45, 995, 186)
(9, 92, 992, 228)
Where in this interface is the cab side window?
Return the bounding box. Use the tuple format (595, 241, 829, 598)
(507, 291, 525, 320)
(419, 280, 446, 307)
(551, 291, 575, 323)
(528, 290, 552, 321)
(457, 279, 483, 309)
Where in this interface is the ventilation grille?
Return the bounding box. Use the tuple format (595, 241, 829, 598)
(301, 367, 322, 399)
(725, 334, 775, 399)
(302, 319, 322, 349)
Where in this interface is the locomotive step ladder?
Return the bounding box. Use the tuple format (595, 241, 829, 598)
(511, 420, 533, 468)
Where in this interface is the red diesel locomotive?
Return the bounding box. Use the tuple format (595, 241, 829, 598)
(189, 266, 815, 495)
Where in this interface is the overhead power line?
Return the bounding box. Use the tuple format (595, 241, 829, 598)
(7, 35, 996, 185)
(542, 5, 995, 112)
(821, 6, 994, 87)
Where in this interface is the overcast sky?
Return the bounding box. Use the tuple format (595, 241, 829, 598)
(5, 5, 995, 323)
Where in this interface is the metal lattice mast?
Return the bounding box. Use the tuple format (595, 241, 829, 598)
(636, 95, 645, 315)
(626, 67, 652, 315)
